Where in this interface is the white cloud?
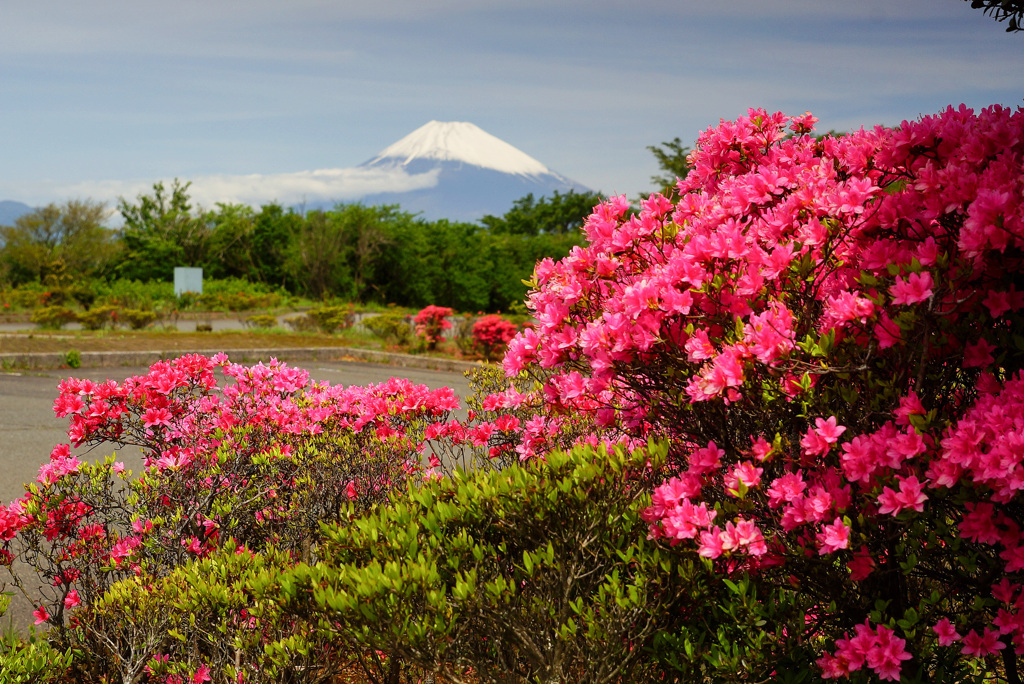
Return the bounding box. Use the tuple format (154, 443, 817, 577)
(54, 165, 441, 211)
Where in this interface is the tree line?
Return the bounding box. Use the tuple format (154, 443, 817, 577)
(0, 183, 604, 313)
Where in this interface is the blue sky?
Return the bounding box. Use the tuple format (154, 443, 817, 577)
(0, 0, 1021, 210)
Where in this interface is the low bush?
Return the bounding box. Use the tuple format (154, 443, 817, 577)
(363, 313, 413, 346)
(76, 304, 119, 331)
(288, 305, 355, 334)
(244, 313, 279, 329)
(278, 441, 705, 684)
(29, 306, 78, 330)
(118, 308, 158, 330)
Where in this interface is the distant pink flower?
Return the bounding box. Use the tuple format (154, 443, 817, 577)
(961, 628, 1005, 656)
(33, 606, 49, 624)
(64, 589, 81, 608)
(191, 665, 212, 683)
(890, 271, 934, 305)
(963, 338, 996, 368)
(345, 481, 357, 500)
(933, 618, 961, 647)
(849, 546, 875, 581)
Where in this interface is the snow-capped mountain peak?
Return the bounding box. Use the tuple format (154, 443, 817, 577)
(364, 121, 552, 178)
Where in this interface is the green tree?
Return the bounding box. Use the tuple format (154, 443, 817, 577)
(646, 137, 693, 195)
(251, 203, 305, 290)
(0, 199, 117, 286)
(203, 203, 258, 281)
(285, 208, 352, 300)
(480, 190, 603, 236)
(116, 180, 210, 281)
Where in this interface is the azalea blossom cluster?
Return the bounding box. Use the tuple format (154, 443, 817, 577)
(500, 104, 1024, 679)
(471, 314, 520, 361)
(414, 305, 454, 349)
(2, 353, 465, 644)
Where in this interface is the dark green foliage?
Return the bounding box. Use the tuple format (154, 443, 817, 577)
(965, 0, 1024, 30)
(117, 180, 209, 281)
(63, 349, 81, 369)
(363, 313, 413, 345)
(646, 137, 694, 195)
(480, 190, 604, 236)
(29, 305, 78, 330)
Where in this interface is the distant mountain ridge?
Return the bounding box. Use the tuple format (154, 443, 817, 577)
(320, 121, 589, 221)
(0, 200, 32, 226)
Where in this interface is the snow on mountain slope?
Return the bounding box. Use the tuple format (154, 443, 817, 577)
(340, 120, 590, 221)
(362, 121, 553, 178)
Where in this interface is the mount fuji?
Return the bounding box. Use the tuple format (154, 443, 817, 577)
(348, 121, 590, 222)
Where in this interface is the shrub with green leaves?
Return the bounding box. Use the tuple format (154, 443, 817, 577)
(77, 304, 119, 331)
(363, 313, 413, 346)
(119, 308, 158, 330)
(244, 313, 278, 329)
(29, 305, 78, 330)
(278, 441, 710, 684)
(291, 305, 355, 334)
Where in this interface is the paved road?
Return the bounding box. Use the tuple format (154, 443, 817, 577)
(0, 358, 474, 631)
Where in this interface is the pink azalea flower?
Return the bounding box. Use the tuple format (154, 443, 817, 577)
(33, 605, 49, 624)
(960, 628, 1005, 656)
(723, 461, 763, 496)
(142, 406, 173, 428)
(877, 475, 928, 516)
(817, 518, 850, 554)
(801, 416, 846, 457)
(849, 546, 875, 581)
(963, 338, 996, 368)
(64, 589, 81, 609)
(890, 271, 934, 306)
(191, 665, 212, 683)
(697, 528, 724, 559)
(932, 618, 961, 647)
(866, 625, 913, 681)
(874, 312, 902, 349)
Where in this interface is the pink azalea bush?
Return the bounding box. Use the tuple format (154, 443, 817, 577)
(471, 314, 519, 361)
(497, 104, 1024, 680)
(0, 353, 465, 680)
(413, 305, 454, 350)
